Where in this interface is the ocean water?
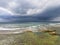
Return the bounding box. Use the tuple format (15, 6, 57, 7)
(0, 22, 60, 34)
(0, 22, 41, 31)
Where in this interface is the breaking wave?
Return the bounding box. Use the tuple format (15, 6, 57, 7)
(0, 23, 60, 34)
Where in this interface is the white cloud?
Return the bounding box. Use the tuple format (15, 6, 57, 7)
(0, 7, 13, 15)
(8, 2, 17, 8)
(27, 9, 41, 15)
(0, 0, 60, 16)
(25, 0, 57, 15)
(26, 0, 48, 8)
(19, 0, 60, 15)
(51, 17, 60, 21)
(22, 0, 48, 15)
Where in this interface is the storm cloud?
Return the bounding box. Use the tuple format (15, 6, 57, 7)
(0, 0, 60, 22)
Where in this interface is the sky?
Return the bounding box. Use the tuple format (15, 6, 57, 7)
(0, 0, 60, 22)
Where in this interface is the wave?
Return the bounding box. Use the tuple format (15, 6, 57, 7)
(0, 23, 60, 34)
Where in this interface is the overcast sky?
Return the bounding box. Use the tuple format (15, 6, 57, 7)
(0, 0, 60, 22)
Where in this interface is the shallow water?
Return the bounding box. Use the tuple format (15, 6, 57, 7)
(0, 22, 60, 34)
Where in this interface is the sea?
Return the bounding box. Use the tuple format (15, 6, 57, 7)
(0, 22, 60, 34)
(0, 22, 45, 30)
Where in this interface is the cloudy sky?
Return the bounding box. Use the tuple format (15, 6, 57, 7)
(0, 0, 60, 22)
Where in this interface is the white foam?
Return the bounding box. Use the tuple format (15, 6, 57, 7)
(0, 23, 60, 34)
(0, 27, 20, 30)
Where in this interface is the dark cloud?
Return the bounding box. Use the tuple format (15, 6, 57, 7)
(3, 6, 60, 22)
(35, 7, 60, 21)
(0, 0, 60, 22)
